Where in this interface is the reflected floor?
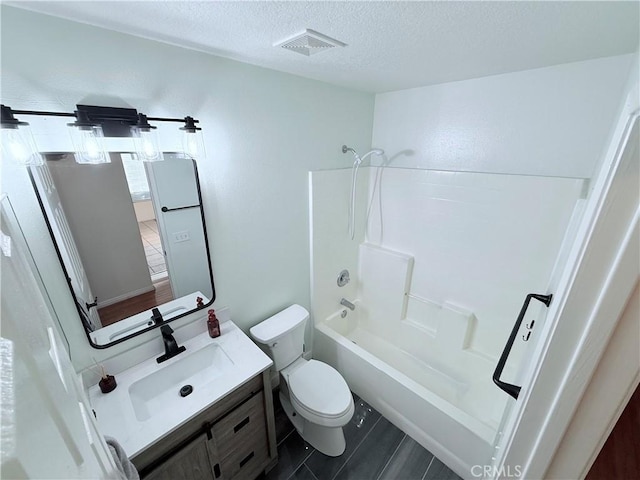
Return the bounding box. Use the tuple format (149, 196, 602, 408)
(97, 278, 173, 327)
(139, 219, 167, 277)
(262, 390, 461, 480)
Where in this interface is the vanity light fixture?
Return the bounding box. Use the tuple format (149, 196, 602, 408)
(67, 109, 110, 164)
(180, 116, 206, 160)
(131, 113, 161, 162)
(0, 105, 43, 166)
(0, 103, 204, 165)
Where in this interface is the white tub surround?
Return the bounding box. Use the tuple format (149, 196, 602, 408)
(310, 167, 588, 478)
(88, 318, 272, 458)
(364, 169, 587, 359)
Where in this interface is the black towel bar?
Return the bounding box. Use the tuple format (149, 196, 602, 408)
(493, 293, 552, 400)
(161, 204, 200, 212)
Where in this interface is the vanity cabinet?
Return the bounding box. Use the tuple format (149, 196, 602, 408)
(133, 372, 276, 480)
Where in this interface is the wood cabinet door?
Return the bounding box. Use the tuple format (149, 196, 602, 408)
(144, 432, 218, 480)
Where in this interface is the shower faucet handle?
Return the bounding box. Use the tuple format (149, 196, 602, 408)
(337, 269, 350, 287)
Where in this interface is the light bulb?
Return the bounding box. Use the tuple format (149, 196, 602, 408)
(182, 130, 206, 160)
(132, 127, 161, 162)
(70, 125, 109, 164)
(1, 126, 43, 166)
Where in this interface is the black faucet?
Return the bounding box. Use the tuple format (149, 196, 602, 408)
(151, 307, 164, 325)
(156, 324, 186, 364)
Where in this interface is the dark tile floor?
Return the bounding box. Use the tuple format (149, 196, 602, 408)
(265, 391, 461, 480)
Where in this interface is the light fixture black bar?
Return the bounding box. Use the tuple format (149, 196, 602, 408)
(7, 109, 200, 124)
(4, 104, 202, 140)
(12, 109, 76, 118)
(147, 116, 200, 124)
(75, 104, 138, 137)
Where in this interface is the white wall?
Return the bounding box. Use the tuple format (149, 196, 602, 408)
(0, 6, 374, 371)
(372, 55, 635, 178)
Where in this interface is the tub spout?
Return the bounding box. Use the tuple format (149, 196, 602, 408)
(340, 298, 356, 311)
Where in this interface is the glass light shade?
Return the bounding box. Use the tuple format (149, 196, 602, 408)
(70, 125, 109, 164)
(182, 129, 206, 159)
(1, 125, 43, 166)
(131, 127, 162, 162)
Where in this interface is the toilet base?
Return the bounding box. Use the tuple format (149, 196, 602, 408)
(279, 392, 347, 457)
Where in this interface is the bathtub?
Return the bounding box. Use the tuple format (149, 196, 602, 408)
(314, 305, 506, 479)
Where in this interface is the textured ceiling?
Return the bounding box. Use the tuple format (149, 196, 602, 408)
(9, 1, 640, 93)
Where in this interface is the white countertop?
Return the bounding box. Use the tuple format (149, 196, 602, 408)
(88, 319, 272, 458)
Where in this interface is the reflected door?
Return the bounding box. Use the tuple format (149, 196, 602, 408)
(145, 155, 212, 300)
(29, 164, 101, 330)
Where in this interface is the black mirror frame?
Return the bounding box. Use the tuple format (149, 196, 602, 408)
(28, 154, 216, 349)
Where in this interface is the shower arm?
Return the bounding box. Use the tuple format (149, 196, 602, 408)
(342, 145, 361, 164)
(342, 145, 356, 154)
(342, 145, 384, 165)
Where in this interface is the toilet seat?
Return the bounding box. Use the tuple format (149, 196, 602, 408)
(287, 360, 353, 426)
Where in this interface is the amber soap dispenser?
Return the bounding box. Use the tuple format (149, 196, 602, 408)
(207, 309, 220, 338)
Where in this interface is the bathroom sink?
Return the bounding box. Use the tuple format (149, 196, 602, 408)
(129, 343, 234, 421)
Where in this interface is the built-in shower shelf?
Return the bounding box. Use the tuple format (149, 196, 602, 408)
(404, 296, 477, 350)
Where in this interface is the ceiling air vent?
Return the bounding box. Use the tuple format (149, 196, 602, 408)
(275, 29, 346, 56)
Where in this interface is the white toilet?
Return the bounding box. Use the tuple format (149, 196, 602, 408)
(250, 304, 354, 457)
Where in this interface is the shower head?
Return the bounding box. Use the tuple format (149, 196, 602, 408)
(361, 149, 384, 161)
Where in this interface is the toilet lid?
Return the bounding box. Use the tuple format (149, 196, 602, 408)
(288, 360, 352, 418)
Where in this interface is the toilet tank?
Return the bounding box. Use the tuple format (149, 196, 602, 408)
(249, 304, 309, 370)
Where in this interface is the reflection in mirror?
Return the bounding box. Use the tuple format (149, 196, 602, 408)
(29, 152, 215, 347)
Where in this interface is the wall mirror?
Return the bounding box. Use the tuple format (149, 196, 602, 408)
(29, 152, 215, 347)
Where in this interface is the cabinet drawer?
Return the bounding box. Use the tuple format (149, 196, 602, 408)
(216, 429, 268, 480)
(213, 393, 268, 480)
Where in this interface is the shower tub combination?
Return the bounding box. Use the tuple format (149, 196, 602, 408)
(309, 165, 587, 478)
(314, 301, 501, 477)
(313, 241, 514, 477)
